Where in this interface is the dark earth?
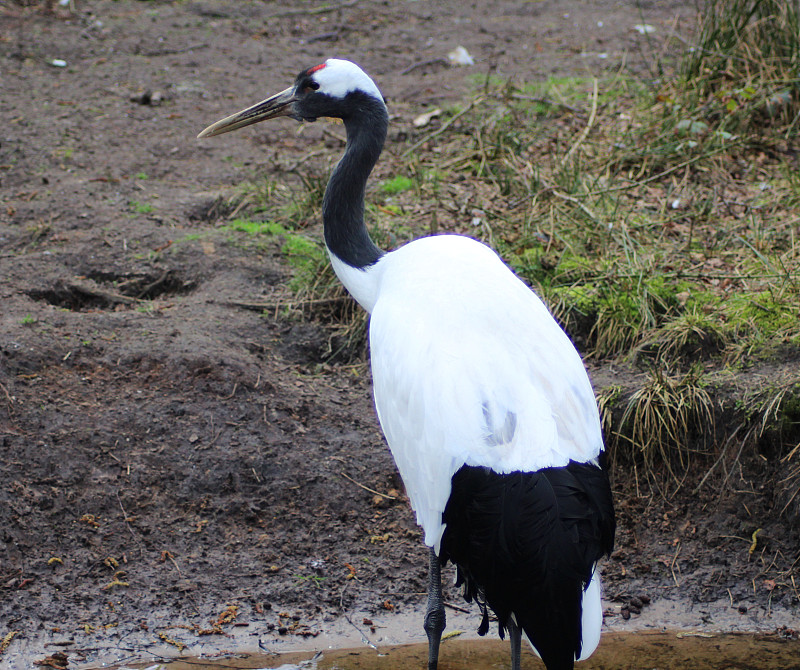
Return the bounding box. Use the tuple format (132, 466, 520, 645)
(1, 1, 798, 668)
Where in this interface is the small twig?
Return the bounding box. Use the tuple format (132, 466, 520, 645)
(223, 296, 348, 312)
(718, 425, 754, 497)
(219, 383, 238, 401)
(162, 551, 183, 577)
(400, 58, 449, 75)
(65, 278, 141, 305)
(779, 484, 800, 517)
(224, 195, 252, 221)
(474, 124, 497, 190)
(510, 93, 585, 116)
(141, 43, 208, 57)
(265, 0, 359, 19)
(444, 601, 471, 614)
(692, 423, 744, 495)
(135, 270, 172, 299)
(339, 582, 378, 650)
(402, 96, 485, 158)
(339, 472, 396, 500)
(285, 149, 328, 172)
(116, 493, 143, 548)
(582, 145, 733, 197)
(195, 428, 224, 451)
(322, 127, 347, 144)
(306, 31, 340, 43)
(670, 542, 682, 587)
(550, 188, 602, 224)
(0, 382, 14, 407)
(561, 77, 598, 167)
(781, 439, 800, 463)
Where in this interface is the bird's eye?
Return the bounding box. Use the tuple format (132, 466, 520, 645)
(307, 81, 320, 91)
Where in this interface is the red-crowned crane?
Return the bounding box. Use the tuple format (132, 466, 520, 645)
(198, 58, 615, 670)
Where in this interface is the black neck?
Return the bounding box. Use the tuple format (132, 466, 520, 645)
(322, 93, 388, 269)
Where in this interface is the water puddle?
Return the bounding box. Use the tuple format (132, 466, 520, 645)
(101, 632, 800, 670)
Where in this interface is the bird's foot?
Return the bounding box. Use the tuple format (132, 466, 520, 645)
(424, 606, 446, 670)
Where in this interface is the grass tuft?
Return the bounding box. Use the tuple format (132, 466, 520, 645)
(680, 0, 800, 134)
(617, 366, 716, 484)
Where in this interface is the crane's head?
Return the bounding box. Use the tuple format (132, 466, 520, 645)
(198, 59, 385, 138)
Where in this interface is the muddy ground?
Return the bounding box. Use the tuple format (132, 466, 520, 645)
(1, 1, 799, 668)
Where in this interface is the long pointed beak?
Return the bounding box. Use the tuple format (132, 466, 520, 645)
(197, 86, 297, 138)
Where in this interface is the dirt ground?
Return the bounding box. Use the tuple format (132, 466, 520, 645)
(1, 1, 799, 668)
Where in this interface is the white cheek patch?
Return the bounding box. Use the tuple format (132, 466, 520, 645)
(313, 58, 384, 102)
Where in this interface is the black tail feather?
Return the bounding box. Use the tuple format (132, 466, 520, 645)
(439, 460, 615, 669)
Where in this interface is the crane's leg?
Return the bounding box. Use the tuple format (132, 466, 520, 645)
(507, 616, 522, 670)
(424, 547, 446, 670)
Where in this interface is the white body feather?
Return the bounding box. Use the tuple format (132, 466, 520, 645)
(330, 234, 603, 549)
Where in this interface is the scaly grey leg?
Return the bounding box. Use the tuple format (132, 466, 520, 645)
(424, 547, 446, 670)
(508, 616, 521, 670)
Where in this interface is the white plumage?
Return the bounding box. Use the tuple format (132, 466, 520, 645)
(364, 234, 603, 549)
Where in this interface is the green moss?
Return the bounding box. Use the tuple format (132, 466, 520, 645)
(551, 284, 599, 315)
(177, 233, 204, 243)
(779, 386, 800, 421)
(514, 247, 599, 286)
(728, 292, 797, 331)
(224, 218, 286, 236)
(221, 218, 326, 288)
(283, 234, 321, 265)
(380, 175, 414, 194)
(129, 200, 155, 214)
(681, 290, 799, 339)
(283, 234, 328, 292)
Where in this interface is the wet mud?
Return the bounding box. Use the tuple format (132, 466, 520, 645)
(100, 632, 800, 670)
